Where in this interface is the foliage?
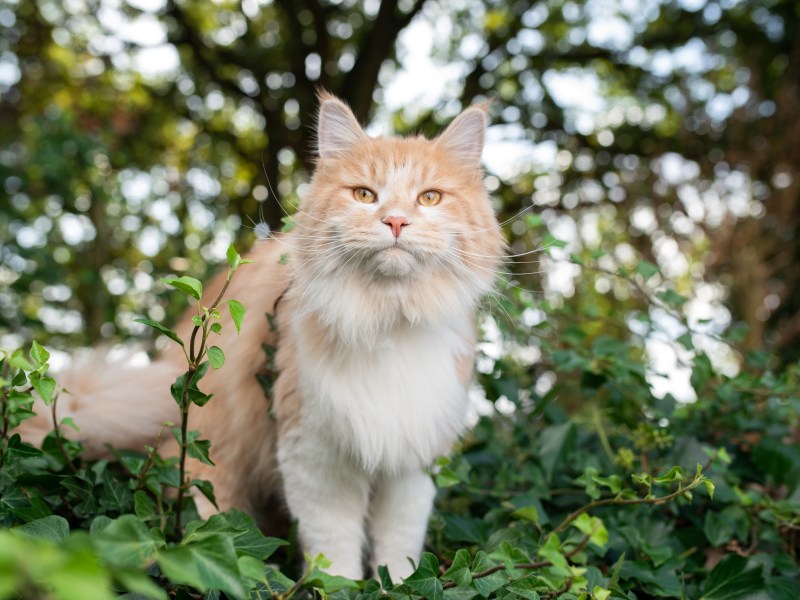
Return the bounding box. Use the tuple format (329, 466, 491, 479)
(2, 237, 798, 599)
(2, 0, 799, 365)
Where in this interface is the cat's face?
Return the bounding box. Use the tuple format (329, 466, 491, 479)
(294, 95, 504, 299)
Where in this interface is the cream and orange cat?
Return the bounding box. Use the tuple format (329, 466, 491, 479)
(20, 94, 504, 580)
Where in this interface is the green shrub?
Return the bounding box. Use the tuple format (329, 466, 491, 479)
(1, 244, 798, 599)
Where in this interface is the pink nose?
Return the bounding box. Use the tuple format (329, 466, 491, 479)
(382, 216, 409, 238)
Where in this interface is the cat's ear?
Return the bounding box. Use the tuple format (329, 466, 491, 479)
(317, 93, 366, 159)
(435, 105, 488, 168)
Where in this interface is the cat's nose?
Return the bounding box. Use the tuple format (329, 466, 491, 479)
(382, 216, 409, 238)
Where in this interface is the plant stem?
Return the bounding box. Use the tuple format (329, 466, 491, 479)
(0, 359, 9, 467)
(174, 367, 197, 536)
(552, 476, 707, 534)
(50, 393, 78, 474)
(135, 423, 168, 491)
(174, 270, 234, 535)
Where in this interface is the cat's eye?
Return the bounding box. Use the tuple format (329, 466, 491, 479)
(417, 190, 442, 207)
(353, 187, 377, 203)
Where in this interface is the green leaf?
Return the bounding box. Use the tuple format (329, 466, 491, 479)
(134, 318, 185, 348)
(222, 509, 287, 560)
(162, 276, 203, 300)
(470, 551, 506, 596)
(238, 555, 267, 582)
(280, 215, 296, 232)
(226, 243, 241, 269)
(133, 491, 156, 520)
(506, 575, 541, 600)
(653, 466, 684, 484)
(635, 260, 659, 281)
(307, 568, 361, 593)
(11, 515, 70, 542)
(404, 552, 443, 600)
(28, 371, 56, 405)
(700, 555, 765, 599)
(570, 514, 608, 549)
(115, 569, 168, 600)
(536, 422, 576, 483)
(443, 549, 472, 587)
(227, 299, 246, 334)
(93, 515, 163, 568)
(43, 532, 115, 600)
(6, 433, 43, 460)
(192, 479, 218, 508)
(444, 586, 480, 600)
(210, 322, 222, 334)
(536, 534, 568, 570)
(30, 340, 50, 366)
(10, 349, 35, 372)
(158, 534, 246, 598)
(656, 288, 687, 307)
(207, 346, 225, 369)
(186, 434, 214, 466)
(512, 505, 540, 526)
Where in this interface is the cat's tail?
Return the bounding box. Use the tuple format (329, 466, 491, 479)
(16, 349, 182, 458)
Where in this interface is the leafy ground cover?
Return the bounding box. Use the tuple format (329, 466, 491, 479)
(1, 244, 798, 599)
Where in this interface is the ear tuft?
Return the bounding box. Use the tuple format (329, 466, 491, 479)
(317, 94, 365, 159)
(435, 106, 488, 169)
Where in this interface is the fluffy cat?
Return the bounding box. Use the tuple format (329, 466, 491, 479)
(19, 94, 504, 580)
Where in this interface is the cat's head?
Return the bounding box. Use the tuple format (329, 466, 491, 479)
(291, 93, 504, 336)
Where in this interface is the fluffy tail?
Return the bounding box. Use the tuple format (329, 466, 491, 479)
(17, 349, 182, 458)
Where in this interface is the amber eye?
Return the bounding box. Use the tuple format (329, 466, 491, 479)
(353, 187, 377, 203)
(417, 190, 442, 207)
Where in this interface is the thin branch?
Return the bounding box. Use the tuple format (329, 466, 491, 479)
(552, 476, 707, 534)
(50, 393, 78, 474)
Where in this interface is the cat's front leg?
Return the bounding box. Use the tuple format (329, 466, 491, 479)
(278, 429, 371, 580)
(368, 468, 436, 581)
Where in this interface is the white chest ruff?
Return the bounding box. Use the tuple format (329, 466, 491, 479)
(296, 321, 471, 474)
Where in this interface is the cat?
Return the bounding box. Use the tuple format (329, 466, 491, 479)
(19, 93, 505, 580)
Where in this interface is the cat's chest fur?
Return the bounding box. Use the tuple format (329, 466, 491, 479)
(292, 316, 472, 474)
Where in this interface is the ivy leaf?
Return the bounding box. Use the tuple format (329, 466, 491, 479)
(207, 346, 225, 369)
(226, 244, 241, 269)
(11, 515, 70, 543)
(186, 433, 214, 466)
(92, 515, 163, 568)
(505, 574, 541, 600)
(535, 422, 576, 483)
(306, 568, 361, 593)
(570, 514, 609, 549)
(227, 299, 246, 334)
(161, 276, 202, 300)
(653, 466, 684, 484)
(114, 569, 168, 600)
(158, 534, 246, 598)
(134, 318, 185, 348)
(9, 349, 35, 372)
(536, 534, 568, 570)
(30, 341, 50, 367)
(405, 552, 443, 600)
(700, 555, 765, 599)
(442, 548, 472, 587)
(223, 509, 287, 560)
(28, 372, 56, 405)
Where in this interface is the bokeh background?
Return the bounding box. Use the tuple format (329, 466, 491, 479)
(1, 0, 798, 395)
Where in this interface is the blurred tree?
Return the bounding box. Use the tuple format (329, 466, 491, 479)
(0, 0, 797, 370)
